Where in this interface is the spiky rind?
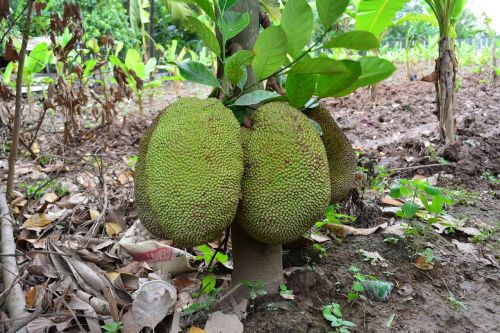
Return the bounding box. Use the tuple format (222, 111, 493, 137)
(134, 97, 243, 247)
(238, 102, 331, 244)
(307, 105, 357, 203)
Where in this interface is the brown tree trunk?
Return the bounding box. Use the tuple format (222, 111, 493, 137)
(148, 0, 155, 58)
(230, 223, 283, 294)
(7, 0, 35, 199)
(493, 36, 497, 85)
(435, 37, 457, 144)
(225, 0, 284, 298)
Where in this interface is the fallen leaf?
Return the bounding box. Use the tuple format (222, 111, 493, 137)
(118, 170, 134, 185)
(325, 223, 387, 238)
(105, 222, 123, 237)
(380, 197, 403, 207)
(188, 327, 205, 333)
(204, 312, 243, 333)
(413, 256, 434, 270)
(310, 231, 330, 243)
(89, 209, 101, 221)
(358, 249, 388, 267)
(132, 280, 177, 328)
(21, 210, 65, 231)
(31, 142, 40, 155)
(40, 192, 59, 204)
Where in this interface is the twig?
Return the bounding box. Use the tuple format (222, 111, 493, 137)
(6, 0, 36, 199)
(389, 163, 448, 172)
(6, 307, 43, 333)
(0, 192, 29, 333)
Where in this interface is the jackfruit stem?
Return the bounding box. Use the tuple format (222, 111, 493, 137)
(230, 222, 284, 294)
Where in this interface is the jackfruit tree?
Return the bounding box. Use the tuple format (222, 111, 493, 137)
(134, 0, 397, 299)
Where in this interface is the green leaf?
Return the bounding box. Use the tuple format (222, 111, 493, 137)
(422, 184, 441, 196)
(187, 16, 221, 57)
(324, 31, 380, 51)
(317, 60, 361, 97)
(400, 201, 420, 219)
(201, 274, 216, 294)
(389, 186, 402, 198)
(288, 58, 349, 75)
(281, 0, 314, 58)
(334, 56, 396, 96)
(193, 0, 216, 21)
(234, 90, 280, 106)
(225, 50, 254, 84)
(252, 26, 288, 81)
(219, 11, 250, 43)
(286, 73, 317, 109)
(125, 49, 146, 79)
(218, 0, 238, 12)
(316, 0, 349, 29)
(2, 62, 14, 84)
(355, 0, 410, 37)
(83, 59, 97, 81)
(25, 42, 49, 75)
(177, 61, 221, 88)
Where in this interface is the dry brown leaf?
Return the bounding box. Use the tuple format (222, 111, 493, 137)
(413, 256, 434, 270)
(105, 222, 123, 237)
(40, 192, 59, 204)
(31, 142, 41, 155)
(118, 170, 134, 185)
(325, 223, 387, 238)
(89, 209, 101, 221)
(380, 197, 403, 207)
(24, 286, 38, 308)
(132, 280, 177, 328)
(188, 327, 205, 333)
(21, 210, 65, 230)
(204, 312, 244, 333)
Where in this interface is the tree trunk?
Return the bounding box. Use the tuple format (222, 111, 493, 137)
(7, 0, 35, 199)
(492, 35, 497, 85)
(226, 0, 260, 91)
(148, 0, 155, 58)
(225, 0, 284, 297)
(435, 37, 457, 144)
(230, 223, 283, 294)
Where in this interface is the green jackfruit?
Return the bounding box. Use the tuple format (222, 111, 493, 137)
(307, 105, 357, 203)
(134, 97, 243, 247)
(238, 102, 331, 245)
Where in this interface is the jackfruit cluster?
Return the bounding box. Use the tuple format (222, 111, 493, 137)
(134, 97, 243, 247)
(307, 106, 357, 203)
(134, 98, 355, 247)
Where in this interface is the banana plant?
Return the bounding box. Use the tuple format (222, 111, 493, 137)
(23, 41, 50, 112)
(176, 0, 396, 112)
(423, 0, 467, 144)
(483, 14, 498, 83)
(110, 48, 167, 115)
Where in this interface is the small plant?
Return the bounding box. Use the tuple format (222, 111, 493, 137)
(444, 292, 467, 311)
(383, 236, 400, 245)
(416, 248, 436, 266)
(471, 224, 499, 244)
(347, 265, 368, 303)
(313, 243, 327, 258)
(19, 179, 68, 200)
(322, 302, 355, 333)
(481, 171, 500, 184)
(279, 283, 294, 300)
(389, 179, 453, 222)
(194, 244, 228, 269)
(183, 296, 216, 315)
(244, 280, 268, 300)
(101, 322, 123, 333)
(316, 205, 356, 229)
(127, 155, 139, 170)
(371, 165, 391, 191)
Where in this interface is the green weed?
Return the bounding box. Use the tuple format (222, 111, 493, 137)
(322, 302, 355, 333)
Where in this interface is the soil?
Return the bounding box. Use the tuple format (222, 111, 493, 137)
(1, 65, 498, 333)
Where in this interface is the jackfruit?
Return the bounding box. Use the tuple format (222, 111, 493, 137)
(134, 97, 243, 247)
(307, 105, 357, 203)
(237, 102, 331, 244)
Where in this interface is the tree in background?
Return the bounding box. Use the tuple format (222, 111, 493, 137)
(423, 0, 467, 144)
